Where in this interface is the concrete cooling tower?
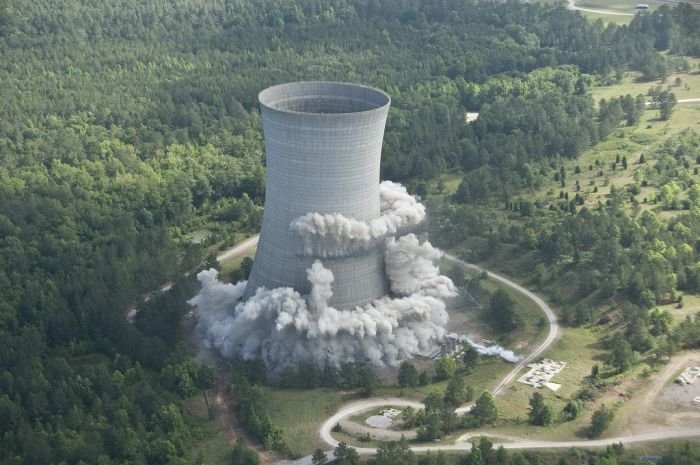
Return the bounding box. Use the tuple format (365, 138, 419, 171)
(189, 81, 455, 370)
(244, 81, 391, 309)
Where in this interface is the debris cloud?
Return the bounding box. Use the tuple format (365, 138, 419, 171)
(190, 235, 455, 370)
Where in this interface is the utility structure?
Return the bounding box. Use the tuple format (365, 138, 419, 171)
(244, 82, 392, 309)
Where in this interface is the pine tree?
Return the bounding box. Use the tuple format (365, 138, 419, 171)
(527, 392, 552, 426)
(471, 391, 497, 425)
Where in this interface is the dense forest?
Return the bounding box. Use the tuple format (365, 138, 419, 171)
(2, 0, 700, 463)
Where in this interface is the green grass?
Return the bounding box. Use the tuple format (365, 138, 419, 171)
(185, 394, 233, 465)
(576, 10, 634, 25)
(263, 388, 351, 457)
(529, 0, 638, 24)
(218, 246, 256, 283)
(379, 356, 517, 401)
(577, 0, 657, 13)
(593, 65, 700, 103)
(485, 326, 604, 440)
(521, 84, 700, 218)
(658, 294, 700, 327)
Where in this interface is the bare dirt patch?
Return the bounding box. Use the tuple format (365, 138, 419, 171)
(658, 375, 700, 412)
(636, 353, 700, 430)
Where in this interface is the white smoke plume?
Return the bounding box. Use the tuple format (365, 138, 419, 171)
(385, 234, 455, 298)
(461, 336, 522, 363)
(190, 235, 455, 370)
(290, 181, 426, 257)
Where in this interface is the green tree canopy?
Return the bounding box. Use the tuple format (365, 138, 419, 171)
(470, 391, 497, 426)
(527, 392, 553, 426)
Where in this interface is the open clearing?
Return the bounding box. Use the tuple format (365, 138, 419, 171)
(593, 62, 700, 103)
(517, 66, 700, 220)
(264, 388, 351, 457)
(575, 0, 658, 14)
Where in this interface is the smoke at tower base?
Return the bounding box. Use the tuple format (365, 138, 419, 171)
(189, 234, 456, 370)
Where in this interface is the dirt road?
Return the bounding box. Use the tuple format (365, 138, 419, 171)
(214, 375, 275, 465)
(217, 234, 260, 262)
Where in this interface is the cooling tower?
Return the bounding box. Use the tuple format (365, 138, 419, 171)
(244, 82, 392, 309)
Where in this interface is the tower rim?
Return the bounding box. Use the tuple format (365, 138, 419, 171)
(258, 81, 391, 117)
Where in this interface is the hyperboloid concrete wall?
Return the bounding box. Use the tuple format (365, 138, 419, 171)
(244, 82, 391, 309)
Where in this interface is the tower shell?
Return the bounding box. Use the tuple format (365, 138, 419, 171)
(244, 82, 392, 309)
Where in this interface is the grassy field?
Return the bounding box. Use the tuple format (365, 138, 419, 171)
(593, 60, 700, 102)
(185, 394, 233, 465)
(515, 67, 700, 219)
(256, 267, 554, 455)
(576, 0, 658, 13)
(530, 0, 641, 24)
(657, 294, 700, 327)
(485, 326, 605, 440)
(218, 246, 256, 283)
(575, 10, 634, 24)
(264, 388, 351, 456)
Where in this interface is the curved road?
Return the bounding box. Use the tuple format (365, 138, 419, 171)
(443, 254, 559, 397)
(214, 235, 700, 460)
(291, 256, 699, 463)
(567, 0, 635, 16)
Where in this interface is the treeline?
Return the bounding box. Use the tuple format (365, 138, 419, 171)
(0, 338, 212, 465)
(1, 0, 699, 461)
(453, 84, 646, 205)
(630, 4, 700, 58)
(437, 130, 700, 378)
(232, 383, 288, 455)
(230, 358, 379, 393)
(319, 434, 692, 465)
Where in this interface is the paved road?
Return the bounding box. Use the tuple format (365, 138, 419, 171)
(647, 97, 700, 107)
(443, 255, 559, 396)
(217, 234, 260, 262)
(567, 0, 636, 16)
(210, 235, 700, 461)
(282, 257, 700, 464)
